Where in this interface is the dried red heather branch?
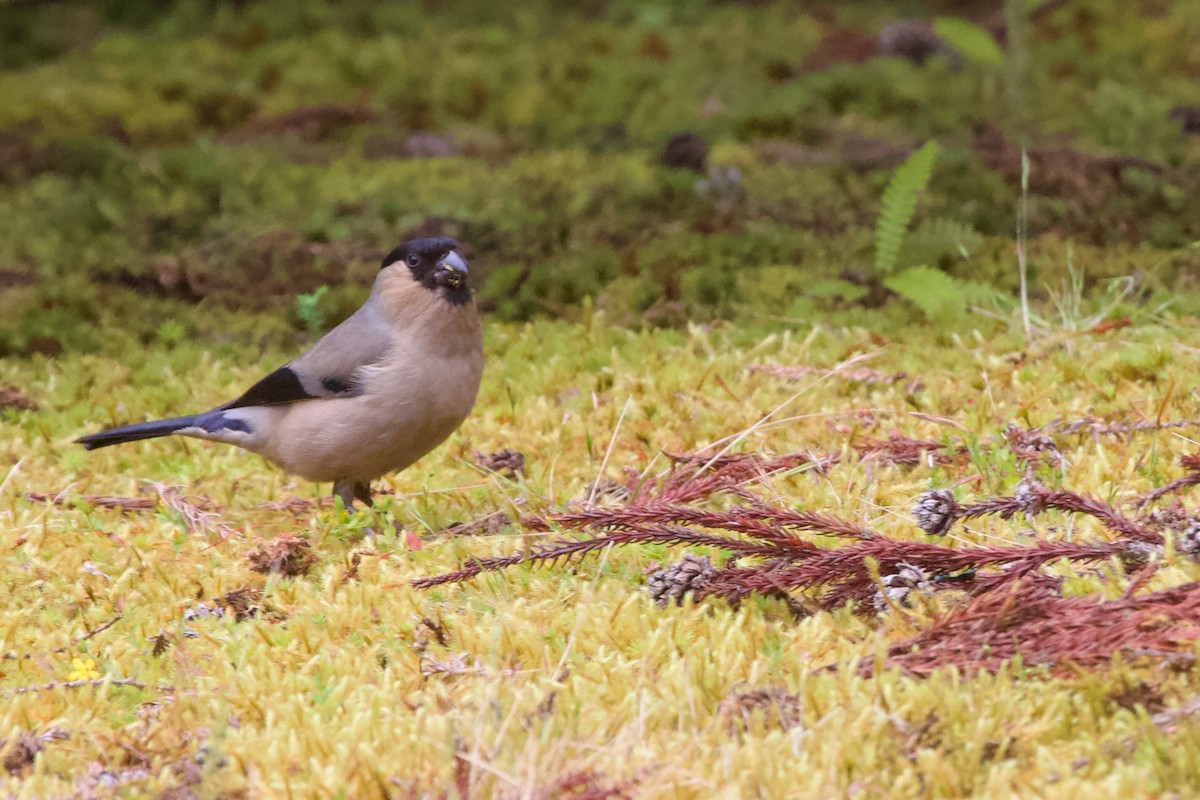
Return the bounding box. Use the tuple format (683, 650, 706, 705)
(856, 434, 965, 467)
(548, 503, 874, 540)
(152, 483, 239, 541)
(913, 481, 1163, 544)
(1042, 416, 1200, 437)
(869, 579, 1200, 676)
(701, 539, 1134, 610)
(420, 446, 1176, 612)
(25, 491, 168, 511)
(655, 450, 839, 502)
(576, 478, 633, 504)
(1023, 482, 1162, 544)
(413, 524, 796, 589)
(444, 510, 513, 537)
(417, 443, 1200, 676)
(1003, 423, 1061, 467)
(25, 485, 250, 535)
(1133, 455, 1200, 508)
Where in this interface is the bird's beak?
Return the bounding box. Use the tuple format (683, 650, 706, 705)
(435, 251, 469, 288)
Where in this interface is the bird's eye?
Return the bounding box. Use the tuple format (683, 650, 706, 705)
(406, 254, 421, 268)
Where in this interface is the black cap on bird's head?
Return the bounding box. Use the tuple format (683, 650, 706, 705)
(382, 236, 471, 305)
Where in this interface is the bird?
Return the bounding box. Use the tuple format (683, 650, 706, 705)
(77, 236, 484, 511)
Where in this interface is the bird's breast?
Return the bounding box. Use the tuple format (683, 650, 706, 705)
(263, 327, 483, 484)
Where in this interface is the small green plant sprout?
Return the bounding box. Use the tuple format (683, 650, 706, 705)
(156, 319, 188, 347)
(932, 17, 1004, 67)
(295, 285, 330, 338)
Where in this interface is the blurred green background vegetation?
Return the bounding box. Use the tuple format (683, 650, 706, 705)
(1, 0, 1198, 356)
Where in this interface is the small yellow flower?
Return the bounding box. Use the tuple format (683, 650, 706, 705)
(68, 657, 100, 681)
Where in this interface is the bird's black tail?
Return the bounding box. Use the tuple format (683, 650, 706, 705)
(75, 415, 202, 451)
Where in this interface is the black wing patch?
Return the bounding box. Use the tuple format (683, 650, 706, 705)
(221, 366, 355, 410)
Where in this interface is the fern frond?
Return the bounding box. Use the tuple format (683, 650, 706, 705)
(899, 217, 984, 269)
(884, 265, 991, 320)
(875, 141, 939, 275)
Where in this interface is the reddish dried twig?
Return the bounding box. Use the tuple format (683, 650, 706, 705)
(1003, 423, 1061, 468)
(25, 491, 167, 511)
(151, 483, 239, 542)
(702, 539, 1133, 610)
(0, 677, 174, 699)
(856, 435, 965, 467)
(1133, 455, 1200, 509)
(546, 503, 874, 540)
(868, 579, 1200, 676)
(413, 442, 1200, 678)
(653, 450, 839, 503)
(2, 614, 123, 662)
(413, 525, 797, 589)
(1042, 416, 1200, 437)
(915, 481, 1163, 544)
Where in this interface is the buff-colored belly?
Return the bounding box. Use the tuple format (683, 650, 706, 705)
(250, 352, 482, 484)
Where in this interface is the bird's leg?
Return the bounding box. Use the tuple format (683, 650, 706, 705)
(332, 479, 358, 511)
(332, 479, 378, 538)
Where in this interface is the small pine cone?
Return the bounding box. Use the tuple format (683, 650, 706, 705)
(1014, 477, 1047, 517)
(912, 490, 958, 536)
(873, 561, 932, 613)
(647, 554, 714, 608)
(1179, 520, 1200, 561)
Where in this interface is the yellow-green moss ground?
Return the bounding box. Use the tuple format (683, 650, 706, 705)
(5, 310, 1200, 798)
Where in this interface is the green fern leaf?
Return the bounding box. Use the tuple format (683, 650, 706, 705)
(884, 264, 991, 320)
(875, 141, 939, 275)
(899, 217, 984, 269)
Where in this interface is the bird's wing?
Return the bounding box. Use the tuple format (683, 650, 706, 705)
(221, 299, 393, 410)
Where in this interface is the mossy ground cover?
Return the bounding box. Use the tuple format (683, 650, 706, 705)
(7, 306, 1200, 796)
(6, 0, 1200, 796)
